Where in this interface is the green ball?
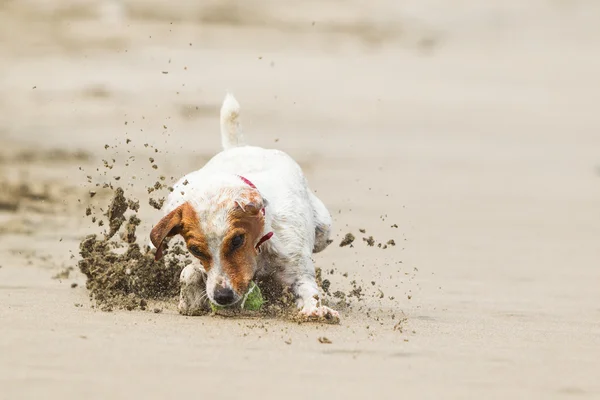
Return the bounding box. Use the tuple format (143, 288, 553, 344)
(210, 281, 264, 312)
(241, 281, 264, 311)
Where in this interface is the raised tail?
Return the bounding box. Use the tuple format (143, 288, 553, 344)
(220, 93, 246, 150)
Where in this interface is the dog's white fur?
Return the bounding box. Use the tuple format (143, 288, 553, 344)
(156, 93, 337, 319)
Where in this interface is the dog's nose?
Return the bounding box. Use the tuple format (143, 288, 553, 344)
(213, 285, 235, 306)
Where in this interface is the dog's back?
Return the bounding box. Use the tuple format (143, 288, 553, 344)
(212, 93, 305, 189)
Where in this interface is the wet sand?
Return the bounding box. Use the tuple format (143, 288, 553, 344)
(1, 1, 599, 399)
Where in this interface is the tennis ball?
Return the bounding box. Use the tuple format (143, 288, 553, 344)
(210, 281, 264, 312)
(241, 281, 264, 311)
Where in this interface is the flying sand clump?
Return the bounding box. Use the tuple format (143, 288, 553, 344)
(78, 187, 189, 311)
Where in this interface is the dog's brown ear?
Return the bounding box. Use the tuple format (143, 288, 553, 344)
(234, 190, 265, 216)
(235, 200, 263, 215)
(150, 204, 185, 260)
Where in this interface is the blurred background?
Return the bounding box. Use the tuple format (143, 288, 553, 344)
(1, 1, 599, 398)
(2, 0, 598, 152)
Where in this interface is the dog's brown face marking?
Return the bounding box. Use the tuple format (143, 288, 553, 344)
(220, 204, 265, 294)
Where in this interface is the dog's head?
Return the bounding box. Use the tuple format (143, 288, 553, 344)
(150, 183, 267, 306)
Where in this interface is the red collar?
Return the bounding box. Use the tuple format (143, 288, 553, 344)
(238, 175, 273, 252)
(238, 175, 256, 189)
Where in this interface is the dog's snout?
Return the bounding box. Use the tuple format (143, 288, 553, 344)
(213, 285, 235, 306)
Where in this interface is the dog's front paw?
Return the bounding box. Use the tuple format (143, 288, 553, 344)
(300, 305, 339, 320)
(297, 298, 340, 324)
(178, 290, 209, 316)
(178, 265, 209, 316)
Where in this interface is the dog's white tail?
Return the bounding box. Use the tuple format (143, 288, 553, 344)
(220, 93, 245, 150)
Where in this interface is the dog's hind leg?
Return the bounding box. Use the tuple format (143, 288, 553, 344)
(308, 191, 332, 253)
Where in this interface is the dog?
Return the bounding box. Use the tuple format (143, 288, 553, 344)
(150, 93, 338, 320)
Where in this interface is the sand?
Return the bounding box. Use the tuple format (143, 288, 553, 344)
(1, 0, 600, 399)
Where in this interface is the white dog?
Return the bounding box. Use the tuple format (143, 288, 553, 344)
(150, 94, 338, 320)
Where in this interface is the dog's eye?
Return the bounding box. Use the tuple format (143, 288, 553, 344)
(188, 245, 208, 260)
(230, 234, 245, 250)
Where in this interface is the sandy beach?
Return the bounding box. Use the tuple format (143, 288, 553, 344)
(1, 1, 599, 399)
